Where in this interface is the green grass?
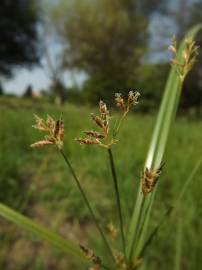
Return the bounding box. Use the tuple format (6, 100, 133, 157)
(0, 98, 202, 269)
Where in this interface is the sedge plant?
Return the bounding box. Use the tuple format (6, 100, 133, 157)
(0, 24, 201, 270)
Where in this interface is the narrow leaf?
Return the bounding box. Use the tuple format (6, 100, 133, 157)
(0, 203, 86, 262)
(126, 24, 202, 261)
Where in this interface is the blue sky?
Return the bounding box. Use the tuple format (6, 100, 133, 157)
(3, 67, 50, 94)
(3, 66, 86, 95)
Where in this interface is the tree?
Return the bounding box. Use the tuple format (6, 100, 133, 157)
(39, 2, 67, 104)
(0, 83, 4, 96)
(41, 32, 66, 104)
(23, 84, 33, 98)
(149, 0, 202, 115)
(172, 0, 202, 115)
(0, 0, 40, 78)
(53, 0, 149, 103)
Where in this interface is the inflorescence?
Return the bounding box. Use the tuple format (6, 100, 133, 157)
(169, 36, 199, 82)
(30, 114, 64, 150)
(76, 91, 140, 149)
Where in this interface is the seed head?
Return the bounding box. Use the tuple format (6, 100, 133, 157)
(54, 119, 64, 141)
(76, 91, 140, 149)
(31, 114, 64, 150)
(83, 130, 105, 139)
(80, 245, 101, 266)
(59, 120, 65, 140)
(115, 93, 125, 110)
(141, 165, 163, 196)
(32, 114, 49, 131)
(30, 140, 54, 148)
(75, 138, 100, 145)
(76, 99, 113, 148)
(46, 115, 55, 131)
(91, 113, 104, 129)
(99, 100, 108, 116)
(115, 91, 140, 112)
(169, 37, 199, 82)
(128, 91, 140, 109)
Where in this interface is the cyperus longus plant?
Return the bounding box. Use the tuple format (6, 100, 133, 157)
(0, 24, 201, 270)
(30, 90, 140, 270)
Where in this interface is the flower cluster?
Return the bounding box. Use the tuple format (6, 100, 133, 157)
(169, 36, 199, 82)
(141, 165, 163, 196)
(115, 91, 140, 113)
(80, 245, 101, 270)
(76, 91, 140, 149)
(76, 100, 117, 148)
(30, 114, 64, 150)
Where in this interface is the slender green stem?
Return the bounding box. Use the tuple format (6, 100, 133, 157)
(113, 111, 128, 138)
(59, 149, 116, 265)
(128, 196, 146, 261)
(108, 148, 126, 256)
(174, 218, 182, 270)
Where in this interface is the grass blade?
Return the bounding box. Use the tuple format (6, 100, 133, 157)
(126, 24, 202, 262)
(0, 203, 85, 262)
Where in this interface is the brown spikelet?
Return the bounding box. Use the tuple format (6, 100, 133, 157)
(46, 115, 55, 131)
(31, 114, 65, 150)
(32, 114, 47, 131)
(80, 245, 101, 265)
(141, 166, 162, 196)
(83, 130, 105, 139)
(169, 37, 199, 82)
(91, 113, 104, 128)
(30, 140, 54, 148)
(59, 119, 65, 140)
(32, 124, 45, 131)
(76, 138, 100, 145)
(99, 100, 108, 116)
(54, 120, 60, 138)
(76, 91, 141, 149)
(115, 93, 125, 110)
(128, 91, 140, 109)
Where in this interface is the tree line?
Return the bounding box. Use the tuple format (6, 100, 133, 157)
(0, 0, 202, 115)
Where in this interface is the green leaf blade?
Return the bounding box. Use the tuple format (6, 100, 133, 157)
(126, 24, 202, 262)
(0, 203, 85, 262)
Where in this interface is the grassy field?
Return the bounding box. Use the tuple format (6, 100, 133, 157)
(0, 98, 202, 269)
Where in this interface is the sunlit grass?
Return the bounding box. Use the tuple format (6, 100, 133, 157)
(0, 99, 202, 269)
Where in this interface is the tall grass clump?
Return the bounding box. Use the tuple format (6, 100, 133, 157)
(0, 25, 201, 270)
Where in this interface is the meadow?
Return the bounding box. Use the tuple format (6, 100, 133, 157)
(0, 97, 202, 269)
